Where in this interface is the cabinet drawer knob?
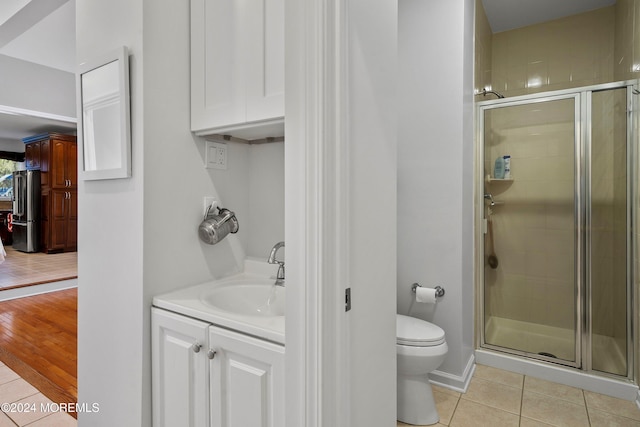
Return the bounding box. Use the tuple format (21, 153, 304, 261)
(207, 350, 216, 360)
(192, 343, 202, 353)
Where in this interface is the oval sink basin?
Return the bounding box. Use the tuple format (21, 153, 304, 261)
(200, 283, 285, 317)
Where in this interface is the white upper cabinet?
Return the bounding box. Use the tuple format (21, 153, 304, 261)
(191, 0, 284, 140)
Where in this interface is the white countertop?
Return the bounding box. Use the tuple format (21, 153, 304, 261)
(153, 273, 285, 345)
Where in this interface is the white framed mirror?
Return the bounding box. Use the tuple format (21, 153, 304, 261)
(77, 46, 131, 180)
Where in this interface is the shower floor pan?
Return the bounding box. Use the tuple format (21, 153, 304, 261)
(485, 316, 626, 375)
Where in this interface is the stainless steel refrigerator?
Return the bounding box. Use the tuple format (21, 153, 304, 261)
(12, 170, 40, 253)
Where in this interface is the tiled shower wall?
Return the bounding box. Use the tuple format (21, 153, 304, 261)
(614, 0, 640, 80)
(475, 0, 640, 97)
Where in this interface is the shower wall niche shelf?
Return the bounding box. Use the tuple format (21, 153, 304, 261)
(485, 175, 514, 183)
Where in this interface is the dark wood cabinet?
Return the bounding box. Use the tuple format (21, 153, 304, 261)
(45, 190, 77, 252)
(25, 141, 41, 170)
(24, 133, 77, 253)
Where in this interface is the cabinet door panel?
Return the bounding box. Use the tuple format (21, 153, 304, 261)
(40, 140, 50, 186)
(25, 142, 41, 170)
(152, 308, 210, 427)
(52, 141, 67, 188)
(66, 192, 77, 249)
(50, 191, 67, 251)
(209, 325, 284, 427)
(245, 0, 284, 122)
(66, 142, 77, 187)
(192, 0, 245, 131)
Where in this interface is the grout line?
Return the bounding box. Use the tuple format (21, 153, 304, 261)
(449, 393, 461, 426)
(583, 389, 592, 426)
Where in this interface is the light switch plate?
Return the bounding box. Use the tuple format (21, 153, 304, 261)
(205, 141, 227, 170)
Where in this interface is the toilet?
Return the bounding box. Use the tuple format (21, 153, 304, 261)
(396, 314, 448, 426)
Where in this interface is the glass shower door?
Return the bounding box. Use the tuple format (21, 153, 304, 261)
(482, 95, 579, 366)
(589, 87, 629, 376)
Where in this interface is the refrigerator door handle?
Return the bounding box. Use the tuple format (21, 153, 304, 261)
(13, 173, 24, 217)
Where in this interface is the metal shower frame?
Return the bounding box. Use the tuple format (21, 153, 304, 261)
(475, 79, 639, 381)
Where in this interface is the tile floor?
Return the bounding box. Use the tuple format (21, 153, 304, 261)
(0, 247, 77, 289)
(0, 362, 75, 426)
(398, 364, 640, 427)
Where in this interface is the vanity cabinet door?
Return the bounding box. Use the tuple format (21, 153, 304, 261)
(152, 308, 210, 427)
(208, 325, 285, 427)
(191, 0, 284, 138)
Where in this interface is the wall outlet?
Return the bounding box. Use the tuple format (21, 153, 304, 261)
(205, 141, 227, 170)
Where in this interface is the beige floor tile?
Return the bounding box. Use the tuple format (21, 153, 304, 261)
(461, 377, 521, 415)
(474, 364, 524, 389)
(0, 379, 38, 404)
(0, 366, 20, 385)
(25, 411, 77, 427)
(519, 417, 554, 426)
(434, 389, 460, 426)
(584, 391, 640, 422)
(524, 376, 585, 405)
(588, 408, 640, 427)
(449, 399, 519, 427)
(522, 390, 589, 426)
(432, 384, 461, 398)
(5, 392, 54, 426)
(0, 412, 16, 427)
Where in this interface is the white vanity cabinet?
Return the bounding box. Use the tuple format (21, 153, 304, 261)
(190, 0, 284, 139)
(152, 307, 285, 427)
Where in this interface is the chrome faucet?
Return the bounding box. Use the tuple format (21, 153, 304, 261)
(268, 241, 285, 286)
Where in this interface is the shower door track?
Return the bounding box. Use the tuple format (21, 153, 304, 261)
(475, 80, 639, 380)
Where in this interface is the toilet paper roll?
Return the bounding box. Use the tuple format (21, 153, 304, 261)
(415, 287, 437, 304)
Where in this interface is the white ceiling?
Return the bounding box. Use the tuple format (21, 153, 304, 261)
(0, 0, 75, 148)
(0, 0, 75, 73)
(482, 0, 617, 33)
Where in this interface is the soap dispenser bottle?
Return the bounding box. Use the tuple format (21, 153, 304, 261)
(494, 156, 505, 179)
(503, 155, 511, 179)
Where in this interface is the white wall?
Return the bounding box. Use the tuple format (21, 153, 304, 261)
(78, 0, 285, 425)
(0, 54, 75, 116)
(398, 0, 476, 388)
(247, 142, 285, 258)
(76, 0, 144, 426)
(76, 0, 144, 425)
(348, 0, 398, 423)
(0, 140, 24, 152)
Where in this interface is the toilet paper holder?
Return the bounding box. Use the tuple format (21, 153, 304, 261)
(411, 283, 445, 298)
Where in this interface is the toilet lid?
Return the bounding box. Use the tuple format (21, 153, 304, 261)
(397, 314, 445, 346)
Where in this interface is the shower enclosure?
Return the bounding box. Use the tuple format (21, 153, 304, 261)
(476, 80, 638, 379)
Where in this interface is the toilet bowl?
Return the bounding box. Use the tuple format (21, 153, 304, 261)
(397, 314, 448, 426)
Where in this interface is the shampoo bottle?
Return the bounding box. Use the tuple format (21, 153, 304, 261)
(503, 155, 511, 179)
(494, 157, 505, 179)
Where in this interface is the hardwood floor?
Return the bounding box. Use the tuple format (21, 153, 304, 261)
(0, 289, 77, 416)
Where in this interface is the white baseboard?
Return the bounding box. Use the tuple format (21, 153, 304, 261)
(0, 279, 77, 302)
(429, 353, 476, 393)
